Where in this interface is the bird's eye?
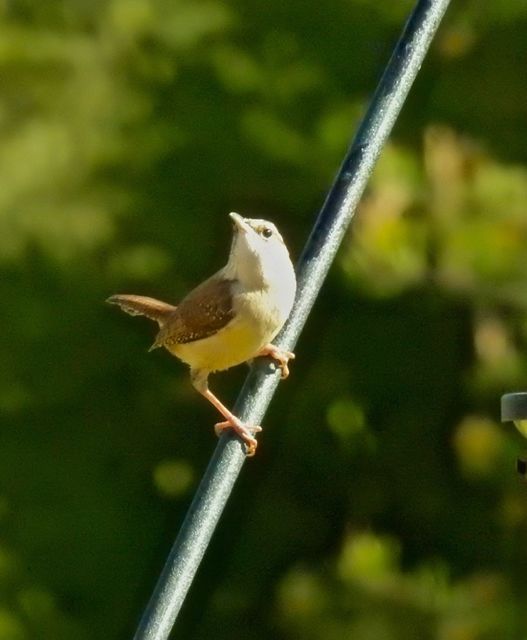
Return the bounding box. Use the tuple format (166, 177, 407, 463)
(261, 227, 273, 239)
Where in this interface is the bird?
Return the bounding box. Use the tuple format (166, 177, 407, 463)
(107, 212, 297, 456)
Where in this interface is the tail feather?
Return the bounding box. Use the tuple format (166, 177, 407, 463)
(106, 294, 176, 327)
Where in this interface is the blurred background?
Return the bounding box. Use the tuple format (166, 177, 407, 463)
(1, 0, 527, 638)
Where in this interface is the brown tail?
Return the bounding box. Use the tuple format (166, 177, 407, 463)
(106, 294, 176, 327)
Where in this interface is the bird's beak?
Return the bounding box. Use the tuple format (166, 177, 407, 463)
(229, 212, 251, 235)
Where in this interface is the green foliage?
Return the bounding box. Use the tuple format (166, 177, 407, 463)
(1, 1, 527, 638)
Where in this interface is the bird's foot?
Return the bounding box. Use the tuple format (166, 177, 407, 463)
(214, 419, 262, 457)
(257, 343, 295, 379)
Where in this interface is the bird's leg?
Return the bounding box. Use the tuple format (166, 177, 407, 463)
(191, 370, 261, 456)
(256, 343, 295, 379)
(203, 391, 262, 457)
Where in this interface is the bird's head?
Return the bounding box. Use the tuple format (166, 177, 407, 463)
(227, 212, 294, 289)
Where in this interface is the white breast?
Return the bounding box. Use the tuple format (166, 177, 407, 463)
(173, 274, 295, 374)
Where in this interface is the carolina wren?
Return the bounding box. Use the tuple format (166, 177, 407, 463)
(107, 212, 296, 455)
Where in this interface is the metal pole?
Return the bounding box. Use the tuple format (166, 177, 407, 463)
(133, 1, 451, 637)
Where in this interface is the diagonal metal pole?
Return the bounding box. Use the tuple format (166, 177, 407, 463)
(133, 0, 451, 637)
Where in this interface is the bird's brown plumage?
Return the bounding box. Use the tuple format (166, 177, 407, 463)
(107, 275, 236, 351)
(153, 275, 235, 349)
(106, 294, 176, 325)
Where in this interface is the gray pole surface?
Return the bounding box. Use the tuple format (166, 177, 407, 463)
(133, 0, 452, 637)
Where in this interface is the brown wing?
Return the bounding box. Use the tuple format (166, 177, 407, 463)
(152, 275, 236, 349)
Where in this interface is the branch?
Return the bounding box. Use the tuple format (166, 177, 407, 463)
(133, 1, 452, 637)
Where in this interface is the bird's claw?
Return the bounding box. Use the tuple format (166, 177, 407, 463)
(276, 350, 295, 379)
(214, 421, 262, 457)
(257, 344, 295, 379)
